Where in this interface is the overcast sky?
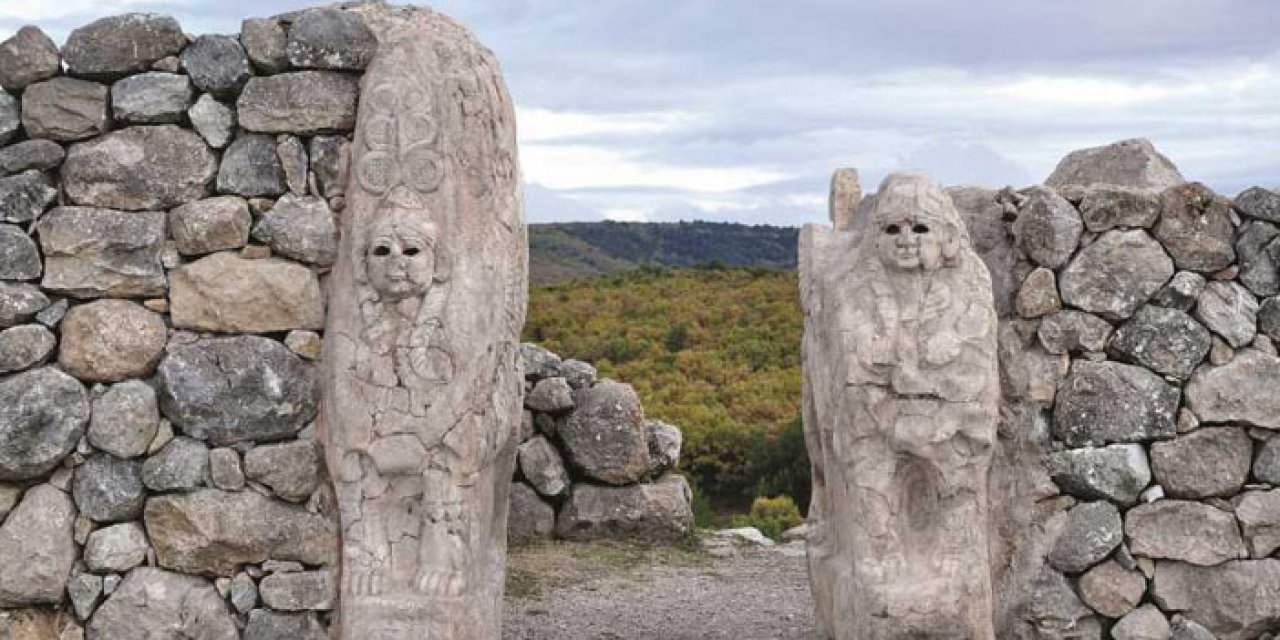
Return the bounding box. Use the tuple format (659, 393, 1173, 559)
(3, 1, 1278, 225)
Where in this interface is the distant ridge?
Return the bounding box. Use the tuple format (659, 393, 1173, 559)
(530, 221, 799, 285)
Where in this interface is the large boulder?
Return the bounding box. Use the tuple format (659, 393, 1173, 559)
(240, 18, 289, 75)
(524, 377, 574, 414)
(88, 381, 159, 459)
(62, 126, 216, 211)
(169, 196, 252, 256)
(62, 13, 187, 80)
(285, 9, 377, 71)
(110, 72, 192, 124)
(1185, 349, 1280, 429)
(1194, 281, 1258, 348)
(0, 485, 76, 606)
(0, 368, 88, 481)
(142, 436, 210, 493)
(0, 139, 64, 175)
(1052, 360, 1179, 447)
(1153, 183, 1236, 273)
(1059, 229, 1174, 320)
(258, 570, 333, 611)
(188, 94, 235, 149)
(646, 419, 683, 478)
(1112, 605, 1170, 640)
(1236, 489, 1280, 558)
(169, 252, 324, 333)
(217, 134, 286, 197)
(508, 481, 555, 545)
(0, 324, 55, 374)
(37, 207, 168, 298)
(20, 77, 109, 142)
(556, 474, 693, 542)
(557, 381, 651, 485)
(1126, 500, 1246, 566)
(0, 26, 60, 91)
(83, 522, 149, 573)
(1149, 427, 1251, 499)
(72, 454, 145, 523)
(0, 223, 41, 280)
(58, 299, 167, 382)
(87, 567, 238, 640)
(243, 610, 327, 640)
(144, 489, 336, 576)
(237, 72, 360, 134)
(243, 440, 320, 503)
(517, 436, 569, 498)
(1045, 443, 1150, 506)
(0, 93, 14, 147)
(0, 171, 57, 224)
(1151, 560, 1280, 640)
(1234, 220, 1280, 297)
(0, 282, 47, 327)
(1078, 560, 1145, 619)
(1037, 310, 1113, 355)
(251, 194, 337, 266)
(157, 335, 318, 444)
(1047, 501, 1123, 574)
(1045, 138, 1185, 191)
(180, 34, 251, 98)
(1012, 186, 1083, 269)
(1106, 304, 1211, 378)
(1078, 186, 1161, 232)
(1235, 186, 1280, 223)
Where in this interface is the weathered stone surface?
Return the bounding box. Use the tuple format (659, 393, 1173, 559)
(1255, 437, 1280, 484)
(73, 454, 144, 523)
(1186, 349, 1280, 429)
(84, 522, 149, 573)
(62, 14, 186, 80)
(157, 335, 317, 445)
(525, 377, 574, 413)
(0, 139, 64, 175)
(1053, 360, 1179, 447)
(1151, 559, 1280, 640)
(188, 94, 235, 149)
(1046, 443, 1150, 506)
(0, 26, 60, 91)
(89, 380, 160, 459)
(208, 448, 244, 491)
(170, 196, 252, 256)
(0, 368, 87, 481)
(170, 253, 324, 332)
(1237, 489, 1280, 557)
(38, 207, 167, 298)
(0, 485, 76, 606)
(243, 440, 319, 502)
(0, 224, 40, 280)
(0, 324, 53, 374)
(1126, 500, 1245, 566)
(1260, 297, 1280, 344)
(1107, 305, 1211, 378)
(508, 481, 555, 545)
(241, 18, 289, 74)
(558, 359, 598, 390)
(0, 93, 15, 148)
(0, 171, 56, 224)
(1037, 310, 1112, 355)
(230, 571, 257, 612)
(1046, 138, 1185, 191)
(144, 489, 336, 575)
(1015, 267, 1061, 319)
(517, 436, 569, 498)
(1078, 559, 1145, 618)
(278, 135, 308, 195)
(110, 72, 191, 124)
(142, 436, 209, 492)
(646, 419, 682, 478)
(521, 343, 562, 380)
(1013, 186, 1082, 269)
(259, 570, 332, 610)
(67, 568, 103, 621)
(1150, 427, 1250, 499)
(62, 126, 216, 210)
(20, 78, 109, 142)
(58, 300, 166, 382)
(251, 194, 336, 265)
(1235, 220, 1280, 297)
(181, 35, 251, 98)
(556, 474, 693, 542)
(1078, 186, 1161, 232)
(1112, 604, 1169, 640)
(1236, 186, 1280, 223)
(286, 9, 377, 71)
(1154, 183, 1236, 273)
(1169, 615, 1214, 640)
(237, 72, 359, 134)
(1047, 501, 1123, 574)
(1059, 229, 1173, 320)
(559, 381, 651, 485)
(0, 282, 47, 328)
(1194, 281, 1258, 349)
(88, 567, 237, 640)
(1017, 567, 1096, 638)
(309, 135, 350, 198)
(217, 133, 286, 197)
(244, 610, 327, 640)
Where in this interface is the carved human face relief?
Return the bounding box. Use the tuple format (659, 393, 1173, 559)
(875, 214, 944, 272)
(366, 214, 437, 302)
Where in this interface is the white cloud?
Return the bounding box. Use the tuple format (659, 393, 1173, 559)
(516, 107, 695, 142)
(521, 143, 787, 193)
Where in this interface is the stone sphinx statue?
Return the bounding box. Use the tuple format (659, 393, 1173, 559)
(800, 172, 999, 639)
(320, 5, 526, 638)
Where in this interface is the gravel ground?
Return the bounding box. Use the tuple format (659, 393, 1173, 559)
(503, 544, 819, 640)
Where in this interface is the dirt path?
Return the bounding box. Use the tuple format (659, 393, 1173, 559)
(502, 542, 819, 640)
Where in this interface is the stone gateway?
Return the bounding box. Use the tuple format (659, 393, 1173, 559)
(800, 172, 1000, 638)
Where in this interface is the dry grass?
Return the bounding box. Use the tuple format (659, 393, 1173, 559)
(504, 540, 710, 600)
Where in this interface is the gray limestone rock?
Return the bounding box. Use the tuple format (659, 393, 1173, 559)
(180, 34, 251, 98)
(0, 368, 88, 480)
(286, 9, 377, 71)
(1112, 604, 1169, 640)
(157, 335, 318, 445)
(244, 610, 327, 640)
(1015, 267, 1062, 318)
(88, 380, 160, 459)
(37, 207, 167, 298)
(1195, 281, 1258, 348)
(230, 572, 257, 612)
(1260, 296, 1280, 344)
(646, 419, 683, 478)
(62, 14, 187, 81)
(1052, 360, 1179, 447)
(0, 485, 76, 606)
(1151, 560, 1280, 640)
(72, 454, 145, 522)
(88, 567, 238, 639)
(20, 77, 109, 142)
(240, 18, 289, 74)
(258, 570, 333, 610)
(1151, 270, 1207, 312)
(1045, 443, 1150, 506)
(217, 134, 286, 197)
(1150, 427, 1250, 499)
(520, 343, 562, 381)
(1126, 500, 1246, 566)
(33, 297, 65, 328)
(1045, 138, 1185, 191)
(169, 196, 252, 255)
(1107, 305, 1212, 378)
(1236, 220, 1280, 297)
(142, 436, 209, 492)
(0, 93, 15, 147)
(208, 447, 245, 491)
(1037, 310, 1113, 355)
(558, 359, 598, 390)
(1170, 615, 1215, 640)
(0, 139, 64, 175)
(1018, 567, 1096, 638)
(188, 94, 236, 149)
(237, 72, 360, 134)
(278, 135, 309, 195)
(251, 194, 337, 265)
(1235, 186, 1280, 223)
(58, 299, 167, 382)
(1047, 500, 1123, 574)
(1236, 489, 1280, 557)
(144, 488, 336, 575)
(1012, 186, 1083, 269)
(1256, 437, 1280, 484)
(0, 170, 57, 223)
(110, 72, 192, 124)
(558, 381, 651, 485)
(83, 522, 149, 573)
(1154, 183, 1236, 273)
(309, 135, 350, 198)
(243, 440, 320, 502)
(0, 324, 55, 374)
(1186, 349, 1280, 429)
(169, 252, 325, 332)
(1077, 559, 1145, 618)
(949, 185, 1022, 316)
(0, 26, 60, 91)
(556, 474, 693, 542)
(525, 376, 574, 413)
(62, 125, 217, 210)
(1059, 229, 1174, 320)
(0, 224, 40, 280)
(517, 436, 569, 497)
(508, 481, 555, 545)
(1078, 186, 1161, 232)
(0, 282, 47, 327)
(67, 569, 103, 620)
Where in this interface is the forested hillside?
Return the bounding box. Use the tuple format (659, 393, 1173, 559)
(523, 266, 808, 512)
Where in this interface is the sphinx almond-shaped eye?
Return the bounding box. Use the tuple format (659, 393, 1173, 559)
(884, 224, 901, 235)
(912, 224, 929, 234)
(373, 245, 392, 257)
(403, 247, 422, 257)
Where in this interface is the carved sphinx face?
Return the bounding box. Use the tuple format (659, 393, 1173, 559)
(366, 212, 438, 302)
(875, 213, 947, 272)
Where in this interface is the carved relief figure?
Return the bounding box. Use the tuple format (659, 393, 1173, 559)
(801, 172, 999, 639)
